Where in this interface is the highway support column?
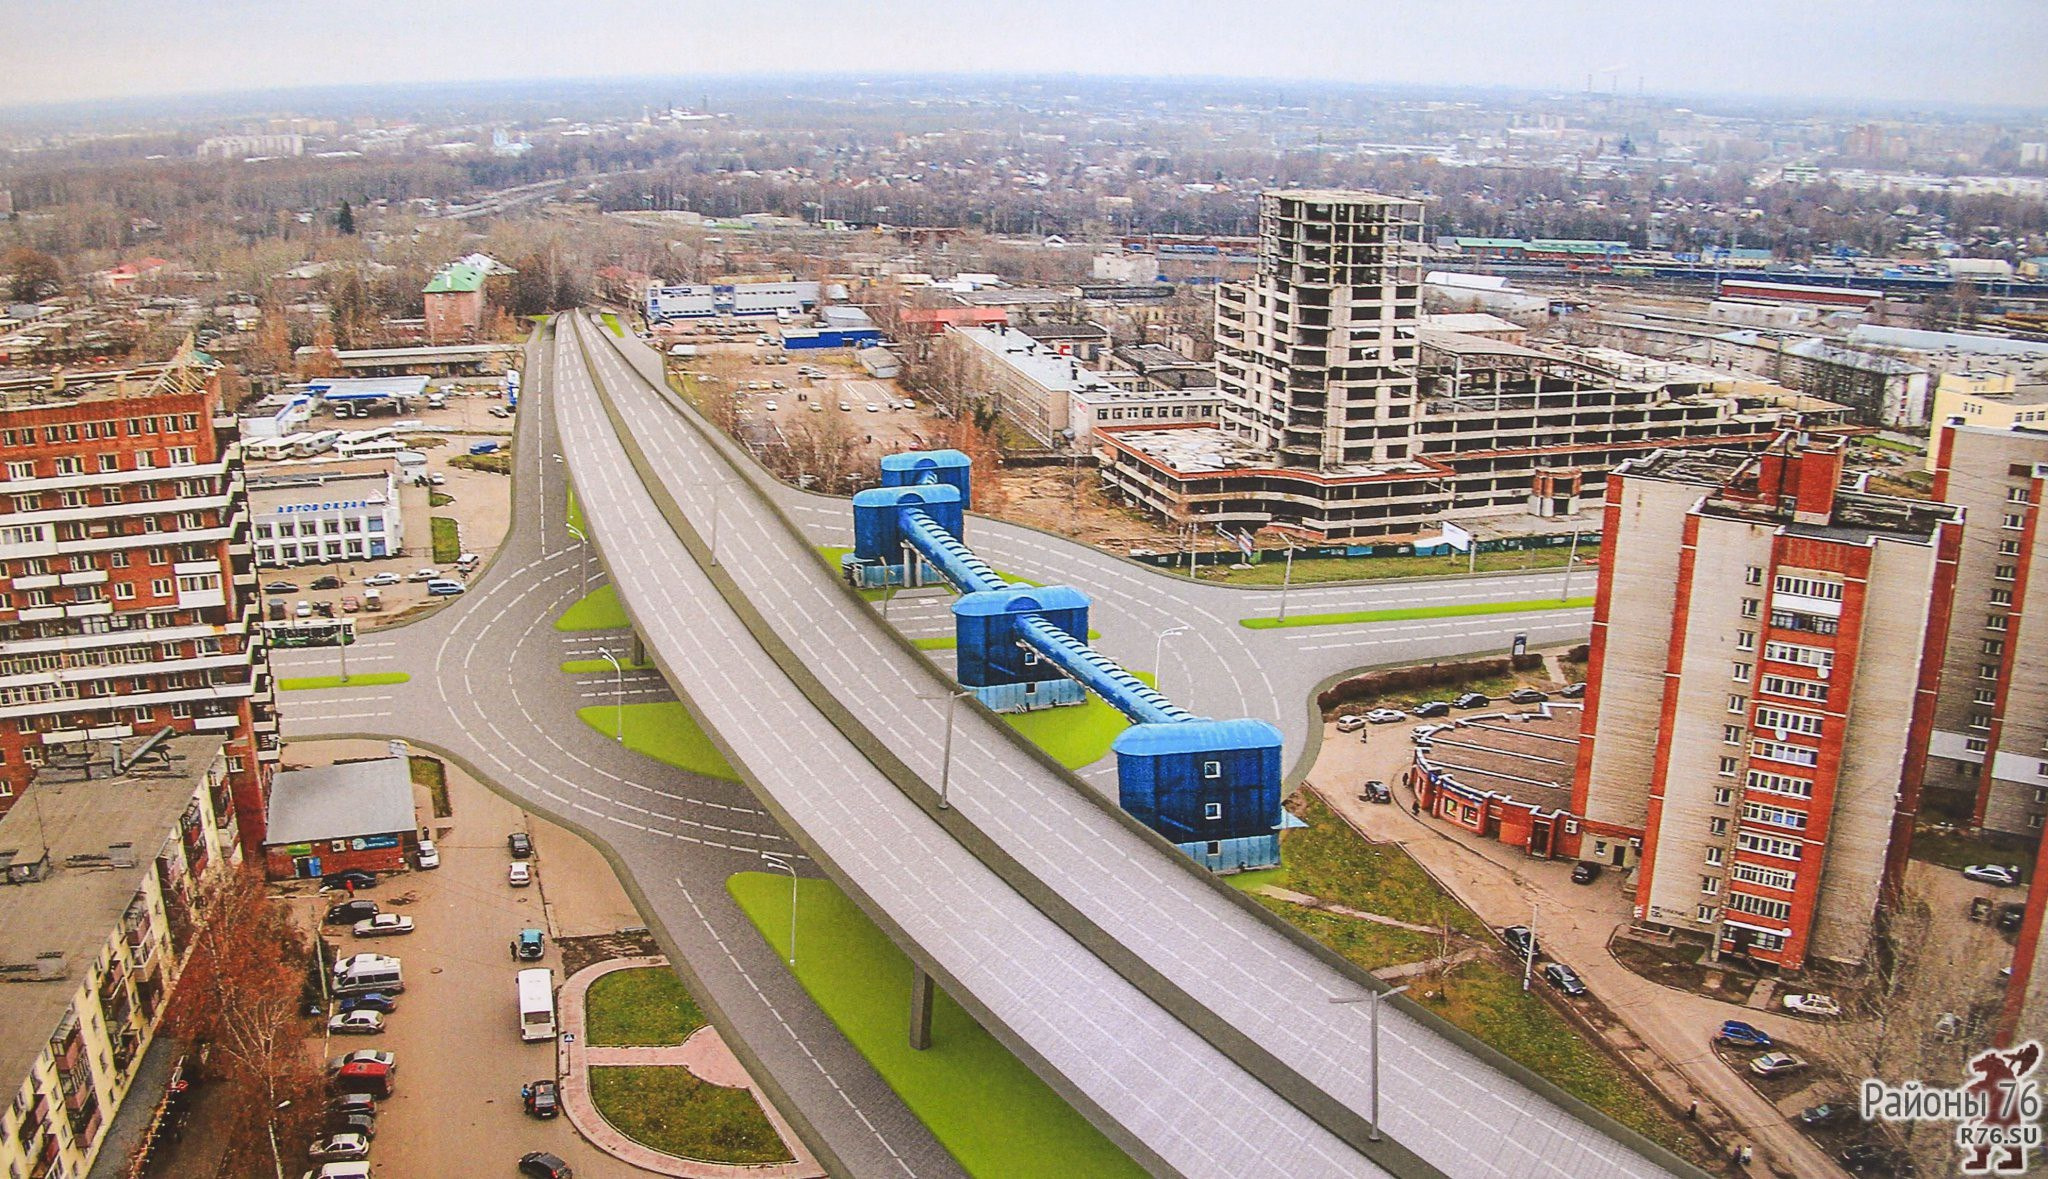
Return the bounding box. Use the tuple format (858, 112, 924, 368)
(909, 965, 935, 1050)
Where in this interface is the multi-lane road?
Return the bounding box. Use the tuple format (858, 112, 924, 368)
(272, 315, 1685, 1178)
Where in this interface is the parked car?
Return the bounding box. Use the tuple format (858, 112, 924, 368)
(322, 1112, 377, 1140)
(1507, 688, 1550, 704)
(1364, 708, 1407, 724)
(1570, 862, 1602, 885)
(508, 832, 533, 858)
(508, 862, 533, 887)
(466, 441, 499, 456)
(1718, 1020, 1773, 1048)
(329, 1061, 391, 1098)
(1933, 1011, 1964, 1041)
(1561, 681, 1588, 699)
(414, 840, 439, 870)
(328, 1010, 385, 1036)
(428, 473, 447, 486)
(1750, 1052, 1807, 1077)
(352, 914, 415, 938)
(512, 928, 546, 960)
(1500, 925, 1539, 959)
(318, 871, 377, 892)
(308, 1133, 370, 1162)
(362, 572, 401, 587)
(1411, 700, 1452, 718)
(1998, 903, 2026, 932)
(763, 400, 779, 412)
(1783, 993, 1843, 1017)
(337, 993, 396, 1015)
(264, 580, 299, 594)
(1362, 780, 1392, 805)
(1542, 963, 1588, 997)
(311, 575, 344, 590)
(518, 1152, 575, 1179)
(1839, 1142, 1916, 1176)
(1453, 692, 1491, 708)
(328, 1050, 396, 1074)
(295, 599, 313, 618)
(425, 580, 464, 596)
(1963, 864, 2021, 886)
(406, 569, 440, 583)
(522, 1078, 561, 1119)
(324, 900, 379, 925)
(1334, 715, 1367, 733)
(330, 1092, 378, 1120)
(488, 405, 513, 418)
(1798, 1102, 1857, 1127)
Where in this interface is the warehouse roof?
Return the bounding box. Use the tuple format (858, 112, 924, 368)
(264, 757, 415, 846)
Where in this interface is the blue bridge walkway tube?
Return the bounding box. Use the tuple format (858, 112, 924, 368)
(849, 448, 1286, 873)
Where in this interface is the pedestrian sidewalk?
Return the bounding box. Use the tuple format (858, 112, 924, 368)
(558, 956, 824, 1178)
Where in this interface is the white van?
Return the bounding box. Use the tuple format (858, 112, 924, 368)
(333, 953, 404, 995)
(517, 968, 557, 1041)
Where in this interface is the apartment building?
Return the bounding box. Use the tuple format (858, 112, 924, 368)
(1924, 421, 2048, 836)
(1571, 434, 1961, 971)
(951, 323, 1218, 447)
(248, 463, 405, 566)
(0, 735, 239, 1179)
(0, 350, 278, 838)
(1094, 189, 1812, 541)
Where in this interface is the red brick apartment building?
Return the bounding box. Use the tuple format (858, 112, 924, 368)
(0, 349, 279, 838)
(1570, 433, 1961, 972)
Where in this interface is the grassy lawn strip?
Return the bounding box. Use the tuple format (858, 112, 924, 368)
(1246, 793, 1488, 933)
(1189, 545, 1595, 586)
(409, 755, 451, 818)
(600, 311, 626, 337)
(584, 966, 706, 1046)
(577, 701, 737, 780)
(450, 451, 510, 475)
(588, 1066, 792, 1166)
(1252, 896, 1441, 972)
(913, 629, 1097, 651)
(430, 516, 461, 564)
(561, 656, 656, 673)
(554, 584, 629, 631)
(428, 491, 454, 508)
(1003, 671, 1155, 770)
(728, 872, 1143, 1178)
(279, 672, 411, 691)
(1241, 596, 1594, 629)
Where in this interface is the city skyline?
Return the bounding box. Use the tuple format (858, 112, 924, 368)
(4, 0, 2046, 110)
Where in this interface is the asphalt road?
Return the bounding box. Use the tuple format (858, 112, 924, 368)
(575, 318, 1674, 1178)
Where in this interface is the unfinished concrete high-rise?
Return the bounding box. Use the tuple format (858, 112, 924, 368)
(1215, 190, 1426, 469)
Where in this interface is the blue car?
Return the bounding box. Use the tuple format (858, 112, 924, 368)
(1718, 1020, 1772, 1049)
(467, 441, 500, 456)
(339, 992, 396, 1014)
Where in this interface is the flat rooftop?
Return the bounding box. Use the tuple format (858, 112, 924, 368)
(264, 756, 414, 846)
(1098, 425, 1440, 480)
(0, 735, 226, 1093)
(1414, 706, 1582, 811)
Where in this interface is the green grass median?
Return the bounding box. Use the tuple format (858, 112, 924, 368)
(1240, 596, 1595, 630)
(554, 584, 629, 631)
(588, 1066, 792, 1166)
(430, 516, 461, 564)
(728, 872, 1143, 1179)
(576, 701, 737, 780)
(1001, 671, 1154, 770)
(585, 966, 705, 1046)
(279, 672, 411, 691)
(600, 311, 626, 337)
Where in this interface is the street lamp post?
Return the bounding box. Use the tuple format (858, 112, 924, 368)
(760, 851, 798, 966)
(1153, 625, 1188, 695)
(337, 619, 349, 685)
(546, 452, 563, 553)
(565, 522, 591, 598)
(1277, 543, 1298, 622)
(1329, 983, 1412, 1142)
(1558, 527, 1582, 602)
(1522, 902, 1539, 992)
(599, 647, 624, 741)
(918, 689, 975, 809)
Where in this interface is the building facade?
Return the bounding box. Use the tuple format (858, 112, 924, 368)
(422, 263, 487, 345)
(0, 351, 279, 838)
(0, 736, 239, 1179)
(261, 756, 419, 880)
(1572, 435, 1961, 971)
(248, 464, 404, 567)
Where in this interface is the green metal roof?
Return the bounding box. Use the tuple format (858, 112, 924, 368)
(423, 263, 485, 294)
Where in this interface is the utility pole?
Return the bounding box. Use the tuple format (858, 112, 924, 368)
(1559, 527, 1581, 601)
(1277, 544, 1297, 623)
(1522, 902, 1538, 992)
(759, 852, 798, 967)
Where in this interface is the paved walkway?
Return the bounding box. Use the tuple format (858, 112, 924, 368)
(1309, 717, 1842, 1179)
(1256, 885, 1444, 933)
(559, 956, 825, 1179)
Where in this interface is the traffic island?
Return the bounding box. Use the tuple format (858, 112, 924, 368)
(558, 956, 819, 1178)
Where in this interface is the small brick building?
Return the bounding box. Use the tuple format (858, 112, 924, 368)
(1409, 705, 1585, 859)
(263, 757, 417, 879)
(422, 263, 487, 345)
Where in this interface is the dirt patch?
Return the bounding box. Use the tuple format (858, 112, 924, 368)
(992, 466, 1185, 552)
(1610, 931, 1766, 1006)
(558, 928, 662, 978)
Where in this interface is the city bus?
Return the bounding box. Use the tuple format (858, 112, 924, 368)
(516, 968, 556, 1041)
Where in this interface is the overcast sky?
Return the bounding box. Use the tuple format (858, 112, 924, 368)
(5, 0, 2044, 110)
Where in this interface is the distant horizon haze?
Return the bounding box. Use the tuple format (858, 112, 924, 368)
(3, 0, 2044, 111)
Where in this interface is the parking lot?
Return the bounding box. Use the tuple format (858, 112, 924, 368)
(283, 740, 645, 1178)
(251, 391, 516, 629)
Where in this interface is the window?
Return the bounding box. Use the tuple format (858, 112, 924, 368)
(1969, 713, 1992, 732)
(150, 579, 172, 597)
(2000, 539, 2022, 556)
(114, 582, 135, 601)
(1732, 662, 1752, 683)
(1760, 675, 1829, 703)
(1709, 817, 1730, 836)
(1975, 689, 1999, 706)
(1743, 801, 1808, 830)
(1992, 588, 2014, 606)
(1981, 663, 2002, 681)
(58, 489, 87, 508)
(1728, 694, 1748, 715)
(1745, 565, 1764, 586)
(4, 461, 32, 480)
(1719, 756, 1740, 777)
(1763, 641, 1832, 670)
(1203, 802, 1222, 821)
(1772, 574, 1843, 601)
(1202, 760, 1221, 780)
(1732, 862, 1797, 891)
(1966, 737, 1990, 753)
(1713, 786, 1736, 806)
(2003, 513, 2025, 530)
(52, 456, 82, 475)
(2008, 485, 2033, 503)
(1751, 739, 1819, 768)
(1701, 876, 1721, 895)
(1740, 597, 1760, 619)
(1705, 846, 1725, 867)
(1727, 892, 1794, 922)
(1736, 831, 1801, 860)
(1754, 706, 1825, 736)
(1695, 904, 1718, 923)
(1770, 609, 1838, 635)
(1723, 724, 1745, 746)
(1746, 770, 1813, 799)
(2030, 815, 2044, 831)
(102, 486, 122, 504)
(1996, 564, 2018, 582)
(1984, 639, 2007, 656)
(98, 454, 117, 473)
(1736, 630, 1756, 652)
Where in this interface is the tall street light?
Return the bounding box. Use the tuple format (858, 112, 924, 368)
(759, 851, 798, 967)
(918, 689, 976, 810)
(598, 646, 624, 742)
(1153, 625, 1188, 696)
(1330, 983, 1412, 1142)
(565, 522, 591, 598)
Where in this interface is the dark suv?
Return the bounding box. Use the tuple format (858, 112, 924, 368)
(325, 899, 379, 925)
(519, 1152, 574, 1179)
(1453, 692, 1491, 709)
(508, 832, 534, 858)
(1412, 701, 1452, 718)
(1501, 925, 1539, 959)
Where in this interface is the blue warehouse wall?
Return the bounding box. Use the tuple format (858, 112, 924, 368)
(1114, 720, 1283, 864)
(851, 485, 964, 565)
(954, 587, 1089, 688)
